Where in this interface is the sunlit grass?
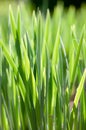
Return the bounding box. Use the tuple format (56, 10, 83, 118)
(0, 4, 86, 130)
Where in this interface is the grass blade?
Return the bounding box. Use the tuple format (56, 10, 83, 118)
(9, 5, 16, 40)
(0, 40, 26, 101)
(70, 69, 86, 129)
(70, 26, 85, 88)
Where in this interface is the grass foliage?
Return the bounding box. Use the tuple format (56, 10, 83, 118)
(0, 4, 86, 130)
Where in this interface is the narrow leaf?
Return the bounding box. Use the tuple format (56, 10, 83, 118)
(0, 40, 26, 101)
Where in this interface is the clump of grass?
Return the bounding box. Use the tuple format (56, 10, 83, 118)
(0, 5, 86, 130)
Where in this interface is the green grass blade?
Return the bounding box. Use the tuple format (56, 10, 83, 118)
(25, 33, 34, 69)
(70, 69, 86, 129)
(0, 40, 26, 101)
(36, 11, 42, 93)
(9, 5, 16, 40)
(17, 6, 21, 41)
(74, 69, 86, 108)
(42, 10, 50, 66)
(45, 48, 50, 129)
(21, 39, 30, 81)
(0, 40, 17, 74)
(2, 93, 13, 130)
(60, 37, 69, 70)
(2, 105, 9, 130)
(52, 20, 61, 66)
(70, 26, 85, 88)
(29, 68, 37, 107)
(71, 25, 78, 51)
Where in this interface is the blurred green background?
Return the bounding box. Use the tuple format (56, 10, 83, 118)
(0, 0, 86, 44)
(0, 0, 86, 14)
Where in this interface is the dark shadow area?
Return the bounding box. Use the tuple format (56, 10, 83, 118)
(31, 0, 86, 12)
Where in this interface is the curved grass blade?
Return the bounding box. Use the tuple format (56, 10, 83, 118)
(2, 93, 13, 130)
(70, 26, 85, 88)
(70, 69, 86, 129)
(0, 40, 26, 101)
(74, 69, 86, 108)
(2, 105, 9, 130)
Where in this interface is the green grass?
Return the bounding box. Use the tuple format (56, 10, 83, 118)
(0, 4, 86, 130)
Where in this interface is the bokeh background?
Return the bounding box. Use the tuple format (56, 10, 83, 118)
(30, 0, 86, 12)
(1, 0, 86, 13)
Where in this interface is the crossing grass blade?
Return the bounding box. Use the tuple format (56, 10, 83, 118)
(2, 105, 9, 130)
(0, 40, 26, 101)
(51, 21, 61, 120)
(70, 69, 86, 129)
(70, 25, 85, 89)
(74, 72, 86, 108)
